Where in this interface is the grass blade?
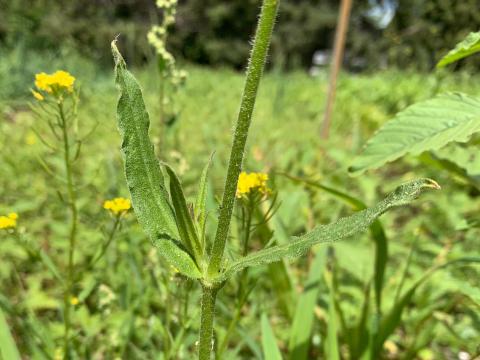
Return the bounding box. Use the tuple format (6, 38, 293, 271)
(325, 258, 340, 360)
(0, 307, 21, 360)
(348, 282, 371, 358)
(261, 313, 283, 360)
(373, 257, 480, 357)
(288, 248, 326, 360)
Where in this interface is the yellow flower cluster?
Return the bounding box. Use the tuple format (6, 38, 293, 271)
(103, 197, 131, 216)
(236, 172, 270, 198)
(0, 213, 18, 230)
(33, 70, 76, 98)
(70, 296, 80, 306)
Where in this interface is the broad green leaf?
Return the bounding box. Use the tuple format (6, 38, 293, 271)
(349, 93, 480, 175)
(219, 179, 439, 282)
(288, 248, 326, 360)
(0, 307, 20, 360)
(433, 143, 480, 177)
(261, 313, 283, 360)
(165, 164, 203, 263)
(195, 153, 214, 248)
(373, 257, 480, 357)
(111, 41, 200, 278)
(437, 32, 480, 68)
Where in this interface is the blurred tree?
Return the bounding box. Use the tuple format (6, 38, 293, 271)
(0, 0, 479, 70)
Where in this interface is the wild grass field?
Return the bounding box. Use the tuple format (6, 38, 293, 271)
(1, 42, 480, 359)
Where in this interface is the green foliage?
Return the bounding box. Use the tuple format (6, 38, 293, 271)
(374, 258, 480, 356)
(287, 248, 326, 360)
(379, 0, 480, 71)
(349, 93, 480, 175)
(2, 0, 480, 70)
(221, 179, 440, 280)
(112, 42, 201, 278)
(2, 50, 480, 359)
(433, 143, 480, 177)
(194, 155, 213, 248)
(261, 313, 283, 360)
(325, 265, 340, 360)
(165, 164, 204, 265)
(437, 31, 480, 68)
(0, 307, 20, 360)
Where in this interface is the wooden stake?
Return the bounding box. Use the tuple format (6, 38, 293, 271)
(320, 0, 353, 139)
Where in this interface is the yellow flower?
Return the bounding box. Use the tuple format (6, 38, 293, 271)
(34, 70, 76, 94)
(51, 70, 75, 91)
(35, 72, 53, 93)
(25, 133, 37, 145)
(103, 197, 131, 216)
(236, 172, 270, 198)
(54, 348, 63, 360)
(70, 296, 79, 306)
(31, 90, 44, 101)
(0, 212, 18, 230)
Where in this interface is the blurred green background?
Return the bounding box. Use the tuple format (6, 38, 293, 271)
(1, 1, 480, 359)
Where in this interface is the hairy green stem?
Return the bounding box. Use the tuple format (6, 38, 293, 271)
(59, 101, 78, 357)
(207, 0, 280, 278)
(198, 284, 218, 360)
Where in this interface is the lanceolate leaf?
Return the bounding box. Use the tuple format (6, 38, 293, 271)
(195, 153, 214, 248)
(165, 164, 203, 263)
(112, 41, 201, 278)
(219, 179, 440, 281)
(349, 93, 480, 175)
(280, 173, 388, 312)
(437, 32, 480, 68)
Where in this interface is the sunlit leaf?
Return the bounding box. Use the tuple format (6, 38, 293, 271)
(219, 179, 440, 281)
(112, 41, 201, 278)
(349, 93, 480, 175)
(437, 32, 480, 68)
